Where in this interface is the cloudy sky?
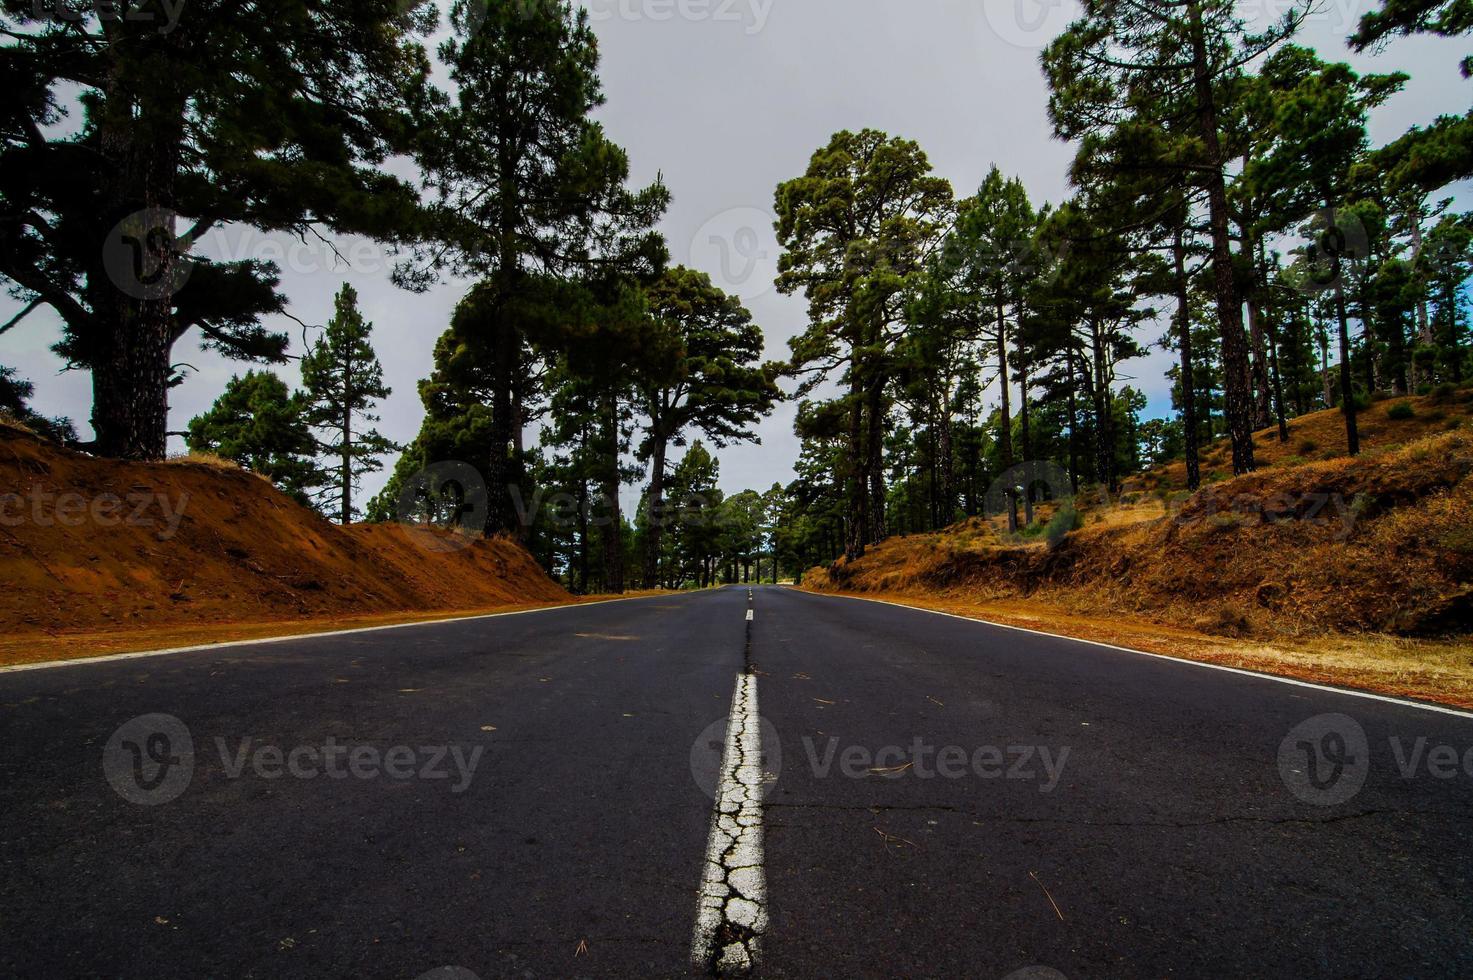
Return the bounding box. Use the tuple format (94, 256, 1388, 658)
(3, 0, 1469, 506)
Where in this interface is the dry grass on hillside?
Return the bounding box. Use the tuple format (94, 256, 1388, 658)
(804, 396, 1473, 707)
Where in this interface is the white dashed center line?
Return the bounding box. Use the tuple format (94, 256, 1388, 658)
(745, 608, 754, 621)
(692, 673, 767, 974)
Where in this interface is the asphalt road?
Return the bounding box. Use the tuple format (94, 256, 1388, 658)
(2, 585, 1471, 978)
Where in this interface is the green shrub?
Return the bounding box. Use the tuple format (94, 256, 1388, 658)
(1297, 439, 1318, 455)
(1386, 401, 1416, 420)
(1431, 382, 1458, 405)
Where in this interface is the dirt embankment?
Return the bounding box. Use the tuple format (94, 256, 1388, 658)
(1, 424, 570, 658)
(803, 400, 1473, 706)
(808, 399, 1473, 640)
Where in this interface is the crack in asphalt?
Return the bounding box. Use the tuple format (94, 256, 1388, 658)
(693, 674, 767, 976)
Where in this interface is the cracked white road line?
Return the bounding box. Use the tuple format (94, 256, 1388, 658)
(692, 673, 767, 973)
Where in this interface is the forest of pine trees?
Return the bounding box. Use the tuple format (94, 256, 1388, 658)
(3, 0, 1472, 590)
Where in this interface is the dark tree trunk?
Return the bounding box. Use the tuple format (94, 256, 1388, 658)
(1019, 360, 1034, 525)
(1334, 281, 1361, 456)
(1267, 317, 1290, 442)
(995, 306, 1017, 531)
(340, 347, 353, 524)
(642, 435, 667, 588)
(1173, 230, 1201, 490)
(1188, 0, 1255, 475)
(843, 378, 867, 560)
(599, 388, 625, 593)
(865, 379, 886, 544)
(1065, 341, 1080, 493)
(90, 56, 186, 461)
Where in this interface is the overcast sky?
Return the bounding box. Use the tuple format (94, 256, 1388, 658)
(3, 0, 1469, 507)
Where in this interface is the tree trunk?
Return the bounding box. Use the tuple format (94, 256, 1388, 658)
(1018, 359, 1034, 525)
(938, 384, 955, 527)
(340, 348, 353, 524)
(843, 377, 867, 560)
(995, 306, 1017, 531)
(599, 388, 624, 593)
(1173, 230, 1202, 490)
(1267, 317, 1290, 442)
(1246, 295, 1273, 431)
(90, 55, 186, 461)
(865, 379, 886, 544)
(1188, 0, 1255, 475)
(1065, 341, 1080, 493)
(1334, 280, 1361, 456)
(642, 435, 667, 588)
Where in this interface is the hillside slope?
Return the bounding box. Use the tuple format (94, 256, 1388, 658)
(806, 399, 1473, 640)
(1, 425, 569, 643)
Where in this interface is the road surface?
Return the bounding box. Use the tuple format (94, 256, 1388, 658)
(2, 585, 1471, 978)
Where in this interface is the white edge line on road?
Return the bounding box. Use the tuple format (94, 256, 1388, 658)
(692, 672, 767, 972)
(0, 593, 685, 674)
(805, 590, 1473, 721)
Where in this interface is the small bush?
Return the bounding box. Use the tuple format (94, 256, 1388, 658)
(1430, 383, 1458, 405)
(1297, 439, 1318, 455)
(1386, 401, 1416, 420)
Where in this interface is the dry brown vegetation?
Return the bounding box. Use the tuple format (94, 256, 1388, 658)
(1, 426, 572, 665)
(804, 395, 1473, 707)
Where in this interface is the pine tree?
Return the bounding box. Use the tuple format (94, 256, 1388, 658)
(775, 129, 952, 558)
(186, 371, 322, 504)
(300, 284, 399, 524)
(402, 0, 667, 539)
(1, 0, 432, 459)
(632, 267, 777, 587)
(1245, 45, 1406, 454)
(1044, 0, 1310, 474)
